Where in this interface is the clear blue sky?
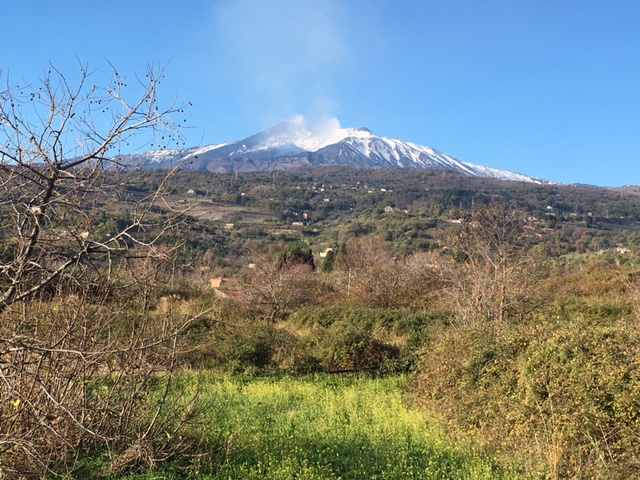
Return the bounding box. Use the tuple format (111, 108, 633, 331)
(4, 0, 640, 186)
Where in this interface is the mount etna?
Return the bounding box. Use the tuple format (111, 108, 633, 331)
(120, 118, 549, 184)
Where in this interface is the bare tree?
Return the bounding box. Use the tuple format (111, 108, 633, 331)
(0, 63, 203, 477)
(0, 62, 186, 312)
(334, 235, 403, 308)
(442, 203, 547, 324)
(242, 249, 317, 322)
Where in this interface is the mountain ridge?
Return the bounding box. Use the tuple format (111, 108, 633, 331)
(119, 119, 550, 184)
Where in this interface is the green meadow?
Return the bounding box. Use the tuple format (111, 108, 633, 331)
(93, 375, 509, 480)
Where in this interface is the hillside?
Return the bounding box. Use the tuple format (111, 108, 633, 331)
(102, 167, 640, 274)
(5, 165, 640, 478)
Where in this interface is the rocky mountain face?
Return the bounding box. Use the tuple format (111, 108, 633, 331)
(119, 118, 547, 183)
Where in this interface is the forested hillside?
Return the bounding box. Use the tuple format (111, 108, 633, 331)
(4, 164, 640, 478)
(115, 167, 640, 271)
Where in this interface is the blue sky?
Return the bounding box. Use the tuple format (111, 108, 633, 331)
(4, 0, 640, 186)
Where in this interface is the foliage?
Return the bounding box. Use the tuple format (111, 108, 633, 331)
(74, 375, 510, 479)
(278, 241, 315, 270)
(4, 81, 640, 479)
(289, 306, 438, 374)
(414, 295, 640, 479)
(179, 302, 438, 377)
(183, 301, 284, 374)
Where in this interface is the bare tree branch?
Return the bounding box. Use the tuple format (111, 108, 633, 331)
(0, 63, 204, 477)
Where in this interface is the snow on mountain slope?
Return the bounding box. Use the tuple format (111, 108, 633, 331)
(124, 118, 548, 183)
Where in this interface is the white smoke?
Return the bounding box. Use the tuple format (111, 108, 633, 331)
(282, 114, 345, 151)
(212, 0, 348, 128)
(310, 116, 343, 144)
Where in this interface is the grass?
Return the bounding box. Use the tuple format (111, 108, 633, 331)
(107, 374, 511, 480)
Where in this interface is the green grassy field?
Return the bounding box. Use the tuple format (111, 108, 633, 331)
(102, 375, 511, 480)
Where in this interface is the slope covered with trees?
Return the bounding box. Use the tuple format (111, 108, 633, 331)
(83, 167, 640, 478)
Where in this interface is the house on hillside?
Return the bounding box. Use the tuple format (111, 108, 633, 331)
(209, 276, 244, 299)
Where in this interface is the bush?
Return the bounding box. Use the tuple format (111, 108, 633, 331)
(178, 301, 284, 374)
(289, 306, 438, 374)
(0, 293, 200, 477)
(414, 305, 640, 479)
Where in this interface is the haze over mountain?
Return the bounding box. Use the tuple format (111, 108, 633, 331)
(123, 117, 549, 184)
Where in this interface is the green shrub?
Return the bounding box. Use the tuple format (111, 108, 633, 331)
(178, 301, 285, 374)
(289, 306, 439, 374)
(414, 308, 640, 479)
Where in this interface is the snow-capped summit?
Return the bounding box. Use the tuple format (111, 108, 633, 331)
(121, 117, 548, 183)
